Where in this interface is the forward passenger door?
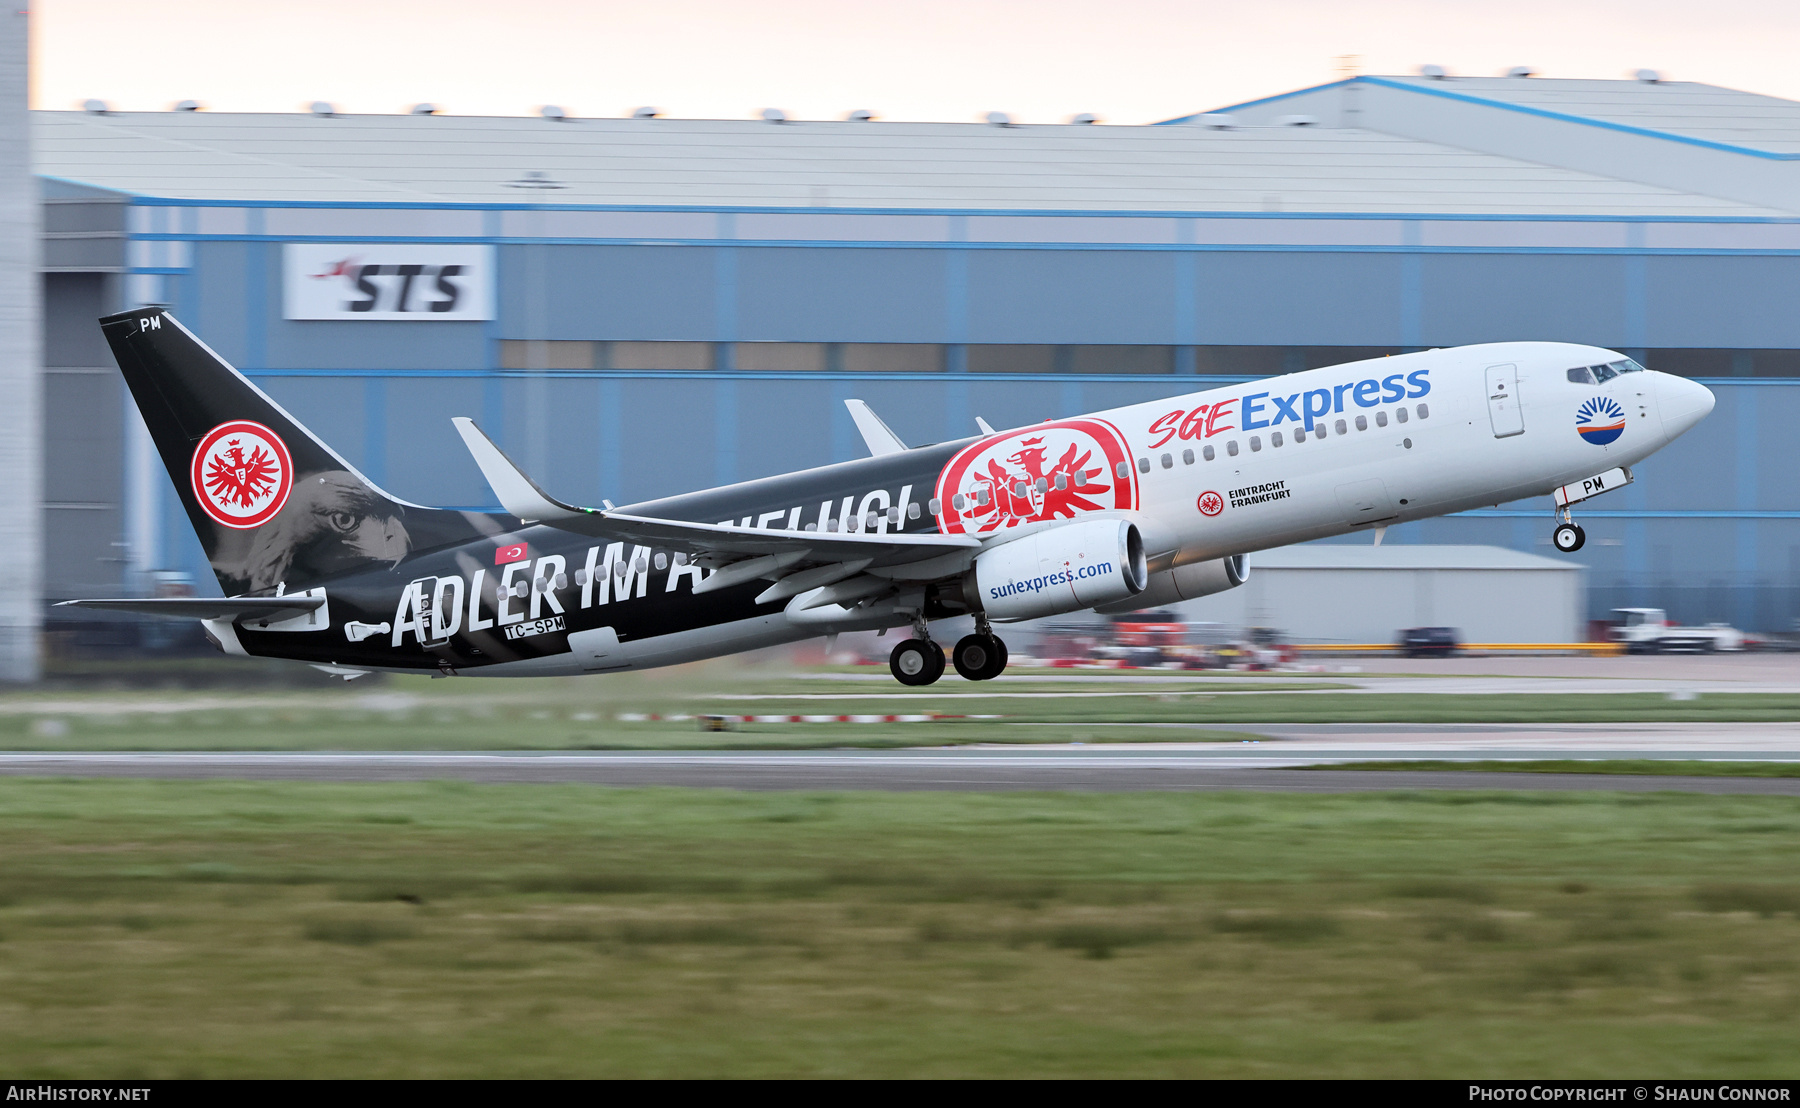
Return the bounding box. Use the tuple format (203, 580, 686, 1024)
(1485, 364, 1524, 438)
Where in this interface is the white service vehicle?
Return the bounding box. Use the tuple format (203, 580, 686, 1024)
(1611, 608, 1746, 654)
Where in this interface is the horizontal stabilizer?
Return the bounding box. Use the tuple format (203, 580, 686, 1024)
(452, 417, 597, 523)
(56, 597, 324, 621)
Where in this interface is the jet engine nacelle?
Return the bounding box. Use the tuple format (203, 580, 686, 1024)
(971, 518, 1148, 622)
(1092, 554, 1248, 615)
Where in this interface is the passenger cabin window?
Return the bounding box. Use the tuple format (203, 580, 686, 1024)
(1295, 428, 1307, 442)
(1182, 448, 1194, 465)
(1138, 457, 1151, 473)
(1416, 404, 1429, 419)
(1334, 419, 1347, 435)
(1115, 461, 1130, 480)
(1395, 407, 1408, 424)
(1203, 444, 1215, 461)
(1355, 415, 1367, 431)
(1160, 453, 1173, 469)
(1567, 366, 1596, 385)
(1226, 440, 1239, 457)
(1249, 436, 1261, 452)
(1315, 423, 1328, 438)
(1375, 411, 1388, 427)
(1271, 431, 1283, 447)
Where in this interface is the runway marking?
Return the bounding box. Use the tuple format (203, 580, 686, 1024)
(6, 751, 1800, 795)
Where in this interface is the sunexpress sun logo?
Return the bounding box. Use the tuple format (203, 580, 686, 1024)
(1576, 397, 1627, 445)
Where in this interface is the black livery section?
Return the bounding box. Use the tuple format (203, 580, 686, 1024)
(98, 308, 496, 597)
(81, 309, 981, 676)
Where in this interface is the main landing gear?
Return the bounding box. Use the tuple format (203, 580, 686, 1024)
(889, 638, 945, 686)
(887, 616, 1011, 685)
(1553, 505, 1587, 553)
(951, 633, 1008, 682)
(890, 615, 945, 686)
(952, 614, 1009, 682)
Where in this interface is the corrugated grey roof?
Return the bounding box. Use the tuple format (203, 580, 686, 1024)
(1250, 544, 1582, 571)
(30, 110, 1781, 215)
(1350, 77, 1800, 156)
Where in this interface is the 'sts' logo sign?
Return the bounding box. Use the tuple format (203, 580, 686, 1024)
(312, 261, 468, 314)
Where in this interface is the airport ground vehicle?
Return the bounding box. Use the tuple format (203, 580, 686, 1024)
(65, 309, 1714, 685)
(1609, 608, 1745, 654)
(1399, 626, 1462, 657)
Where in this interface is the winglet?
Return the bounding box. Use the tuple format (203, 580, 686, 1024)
(975, 416, 996, 436)
(844, 400, 907, 456)
(452, 417, 591, 523)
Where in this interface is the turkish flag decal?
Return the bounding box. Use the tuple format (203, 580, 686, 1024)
(495, 542, 530, 565)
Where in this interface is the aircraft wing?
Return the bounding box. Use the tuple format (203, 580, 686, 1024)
(453, 416, 980, 603)
(56, 597, 325, 620)
(453, 416, 976, 561)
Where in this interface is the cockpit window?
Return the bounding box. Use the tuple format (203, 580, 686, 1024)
(1591, 362, 1620, 383)
(1567, 366, 1596, 385)
(1610, 358, 1646, 374)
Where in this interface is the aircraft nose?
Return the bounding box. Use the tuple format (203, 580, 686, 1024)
(1655, 372, 1715, 441)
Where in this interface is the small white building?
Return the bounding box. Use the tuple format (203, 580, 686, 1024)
(1178, 545, 1586, 645)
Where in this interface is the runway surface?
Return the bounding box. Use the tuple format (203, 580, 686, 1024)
(6, 748, 1800, 795)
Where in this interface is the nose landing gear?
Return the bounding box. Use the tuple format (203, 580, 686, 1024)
(1552, 506, 1586, 553)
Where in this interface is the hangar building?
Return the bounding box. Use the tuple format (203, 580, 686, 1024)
(31, 73, 1800, 633)
(1184, 544, 1586, 646)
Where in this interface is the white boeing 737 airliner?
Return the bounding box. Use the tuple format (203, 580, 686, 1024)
(69, 311, 1713, 685)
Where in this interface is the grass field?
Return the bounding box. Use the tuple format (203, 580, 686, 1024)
(2, 778, 1799, 1077)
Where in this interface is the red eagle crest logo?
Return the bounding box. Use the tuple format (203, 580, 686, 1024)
(190, 421, 294, 530)
(934, 418, 1138, 535)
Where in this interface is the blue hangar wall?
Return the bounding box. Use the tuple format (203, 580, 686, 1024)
(119, 200, 1800, 631)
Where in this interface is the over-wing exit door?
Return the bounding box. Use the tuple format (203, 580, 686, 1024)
(1486, 364, 1524, 438)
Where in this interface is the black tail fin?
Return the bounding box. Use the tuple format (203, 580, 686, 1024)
(101, 307, 491, 596)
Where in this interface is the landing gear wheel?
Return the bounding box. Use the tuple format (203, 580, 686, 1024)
(890, 639, 945, 686)
(952, 634, 1008, 681)
(1553, 522, 1586, 553)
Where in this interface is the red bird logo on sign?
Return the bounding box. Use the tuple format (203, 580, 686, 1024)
(1197, 491, 1224, 517)
(495, 543, 529, 565)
